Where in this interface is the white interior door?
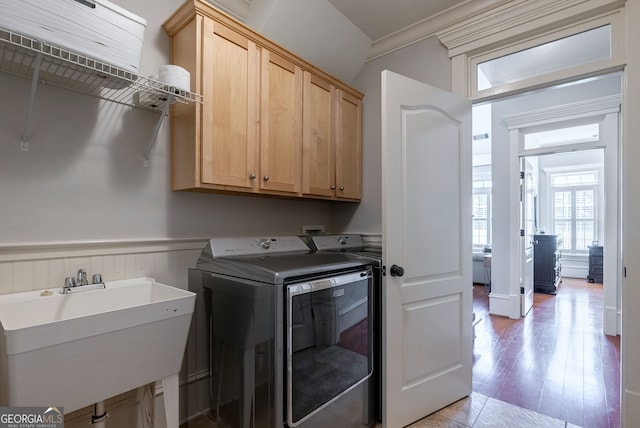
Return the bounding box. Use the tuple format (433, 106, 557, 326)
(381, 70, 472, 428)
(521, 159, 535, 316)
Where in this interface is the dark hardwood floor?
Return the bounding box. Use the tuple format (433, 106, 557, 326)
(472, 278, 620, 428)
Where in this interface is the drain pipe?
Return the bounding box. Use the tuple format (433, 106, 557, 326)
(91, 401, 109, 428)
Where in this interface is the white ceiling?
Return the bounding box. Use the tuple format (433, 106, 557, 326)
(239, 0, 476, 82)
(326, 0, 468, 41)
(220, 0, 483, 82)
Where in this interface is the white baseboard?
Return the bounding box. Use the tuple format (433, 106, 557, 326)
(604, 304, 619, 336)
(489, 292, 521, 319)
(624, 389, 640, 427)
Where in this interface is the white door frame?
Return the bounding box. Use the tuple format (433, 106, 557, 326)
(520, 158, 535, 317)
(503, 95, 620, 334)
(435, 2, 639, 423)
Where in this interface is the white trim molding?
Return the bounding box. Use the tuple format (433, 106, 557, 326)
(435, 0, 625, 57)
(366, 0, 508, 61)
(488, 292, 521, 319)
(0, 238, 207, 294)
(503, 94, 622, 130)
(0, 238, 207, 263)
(436, 0, 625, 100)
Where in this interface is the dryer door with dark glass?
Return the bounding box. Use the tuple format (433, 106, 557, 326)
(286, 269, 373, 426)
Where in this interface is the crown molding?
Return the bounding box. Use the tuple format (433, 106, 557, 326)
(503, 94, 621, 130)
(435, 0, 625, 57)
(366, 0, 508, 61)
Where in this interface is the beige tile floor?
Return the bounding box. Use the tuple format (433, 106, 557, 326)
(182, 392, 580, 428)
(397, 392, 581, 428)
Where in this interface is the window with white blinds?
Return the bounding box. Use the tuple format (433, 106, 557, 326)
(473, 179, 491, 248)
(552, 170, 597, 252)
(473, 191, 490, 246)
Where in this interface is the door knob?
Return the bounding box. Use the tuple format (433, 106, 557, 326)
(390, 264, 405, 277)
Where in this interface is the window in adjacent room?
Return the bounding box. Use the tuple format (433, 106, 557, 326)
(472, 103, 492, 249)
(473, 179, 491, 247)
(552, 170, 598, 252)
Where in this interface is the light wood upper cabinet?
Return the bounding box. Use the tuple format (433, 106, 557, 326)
(201, 21, 260, 191)
(259, 51, 303, 195)
(164, 0, 363, 201)
(336, 90, 362, 200)
(302, 74, 362, 201)
(302, 72, 336, 198)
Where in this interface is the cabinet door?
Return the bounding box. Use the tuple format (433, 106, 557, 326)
(335, 90, 362, 200)
(260, 51, 303, 194)
(302, 72, 336, 198)
(201, 20, 260, 190)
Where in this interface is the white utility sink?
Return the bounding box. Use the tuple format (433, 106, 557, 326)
(0, 277, 195, 415)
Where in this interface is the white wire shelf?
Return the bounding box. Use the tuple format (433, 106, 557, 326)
(0, 27, 203, 111)
(0, 27, 203, 164)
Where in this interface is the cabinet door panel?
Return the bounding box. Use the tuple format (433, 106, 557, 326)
(201, 22, 259, 189)
(302, 72, 335, 197)
(260, 51, 303, 194)
(336, 90, 362, 200)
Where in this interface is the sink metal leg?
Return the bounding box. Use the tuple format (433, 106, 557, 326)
(162, 373, 180, 428)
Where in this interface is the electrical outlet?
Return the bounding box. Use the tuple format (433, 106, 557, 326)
(302, 225, 325, 234)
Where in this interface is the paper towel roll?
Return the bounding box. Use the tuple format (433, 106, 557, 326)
(158, 65, 190, 91)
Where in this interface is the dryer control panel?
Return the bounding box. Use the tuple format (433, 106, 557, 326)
(207, 236, 310, 257)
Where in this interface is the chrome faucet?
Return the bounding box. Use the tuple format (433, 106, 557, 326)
(62, 269, 106, 294)
(77, 269, 88, 286)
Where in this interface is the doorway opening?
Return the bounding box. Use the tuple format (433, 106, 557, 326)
(470, 73, 621, 427)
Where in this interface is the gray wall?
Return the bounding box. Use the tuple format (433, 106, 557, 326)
(333, 36, 452, 234)
(0, 0, 455, 245)
(0, 0, 336, 245)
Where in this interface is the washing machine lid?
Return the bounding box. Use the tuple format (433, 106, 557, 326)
(309, 234, 382, 265)
(309, 234, 366, 252)
(196, 236, 371, 284)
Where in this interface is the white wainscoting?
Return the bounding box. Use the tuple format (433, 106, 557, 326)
(0, 239, 208, 295)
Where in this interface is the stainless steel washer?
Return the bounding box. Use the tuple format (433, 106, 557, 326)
(189, 236, 375, 428)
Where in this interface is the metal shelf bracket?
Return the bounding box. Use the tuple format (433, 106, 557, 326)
(0, 27, 202, 156)
(19, 52, 43, 151)
(143, 95, 174, 167)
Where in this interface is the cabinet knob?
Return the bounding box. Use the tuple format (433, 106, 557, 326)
(340, 186, 345, 191)
(249, 173, 256, 180)
(263, 175, 270, 182)
(331, 185, 336, 190)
